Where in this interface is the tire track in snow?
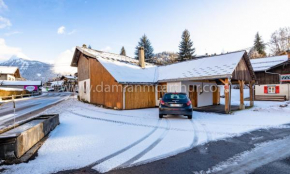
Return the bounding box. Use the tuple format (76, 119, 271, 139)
(85, 119, 161, 168)
(71, 106, 157, 120)
(131, 119, 200, 167)
(70, 111, 237, 135)
(113, 118, 171, 170)
(195, 119, 212, 142)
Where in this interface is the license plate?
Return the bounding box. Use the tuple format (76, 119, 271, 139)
(170, 104, 182, 107)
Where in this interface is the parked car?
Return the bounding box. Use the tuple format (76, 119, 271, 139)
(159, 93, 192, 119)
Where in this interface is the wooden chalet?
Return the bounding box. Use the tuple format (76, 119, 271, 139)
(0, 66, 21, 81)
(71, 45, 255, 113)
(250, 50, 290, 101)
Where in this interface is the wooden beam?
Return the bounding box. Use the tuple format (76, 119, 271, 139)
(224, 79, 230, 114)
(219, 79, 226, 85)
(239, 80, 245, 110)
(249, 80, 254, 107)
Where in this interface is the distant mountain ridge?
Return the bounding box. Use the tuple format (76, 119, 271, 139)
(0, 56, 57, 81)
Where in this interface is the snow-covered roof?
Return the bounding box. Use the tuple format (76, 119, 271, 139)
(73, 47, 249, 83)
(250, 55, 289, 72)
(74, 47, 157, 84)
(64, 75, 76, 79)
(158, 51, 246, 81)
(50, 81, 64, 86)
(0, 80, 42, 86)
(0, 66, 19, 74)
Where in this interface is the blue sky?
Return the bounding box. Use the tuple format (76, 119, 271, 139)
(0, 0, 290, 66)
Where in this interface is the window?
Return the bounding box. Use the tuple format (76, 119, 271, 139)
(158, 84, 167, 99)
(268, 86, 275, 94)
(264, 85, 280, 94)
(84, 81, 86, 93)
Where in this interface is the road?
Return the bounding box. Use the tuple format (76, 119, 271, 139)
(0, 92, 71, 129)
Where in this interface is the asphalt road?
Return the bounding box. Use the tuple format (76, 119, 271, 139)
(58, 123, 290, 174)
(0, 92, 71, 129)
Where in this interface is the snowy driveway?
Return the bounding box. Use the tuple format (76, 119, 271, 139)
(1, 90, 290, 174)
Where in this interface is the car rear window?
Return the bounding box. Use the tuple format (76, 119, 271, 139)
(163, 93, 187, 100)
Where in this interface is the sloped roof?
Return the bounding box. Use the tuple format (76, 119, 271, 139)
(158, 51, 246, 81)
(72, 46, 157, 84)
(72, 47, 250, 83)
(0, 80, 42, 86)
(0, 66, 19, 75)
(250, 55, 288, 72)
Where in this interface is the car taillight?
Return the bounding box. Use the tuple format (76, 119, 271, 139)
(160, 99, 165, 105)
(186, 100, 192, 106)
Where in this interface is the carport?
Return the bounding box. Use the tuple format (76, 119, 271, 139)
(158, 51, 256, 114)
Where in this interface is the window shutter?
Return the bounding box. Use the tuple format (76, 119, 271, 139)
(264, 86, 268, 94)
(275, 86, 280, 94)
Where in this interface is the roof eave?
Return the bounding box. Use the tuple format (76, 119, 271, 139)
(158, 74, 232, 83)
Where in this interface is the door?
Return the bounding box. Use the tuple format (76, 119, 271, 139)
(189, 85, 198, 107)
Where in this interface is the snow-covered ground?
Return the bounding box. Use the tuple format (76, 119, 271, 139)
(1, 89, 290, 174)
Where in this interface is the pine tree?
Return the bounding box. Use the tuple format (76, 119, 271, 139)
(253, 32, 266, 56)
(120, 46, 126, 56)
(178, 29, 195, 61)
(135, 34, 154, 60)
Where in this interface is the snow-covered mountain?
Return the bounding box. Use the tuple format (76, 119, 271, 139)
(0, 56, 57, 81)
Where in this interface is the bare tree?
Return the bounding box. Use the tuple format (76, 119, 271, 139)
(269, 27, 290, 56)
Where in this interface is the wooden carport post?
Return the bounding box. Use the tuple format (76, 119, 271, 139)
(220, 79, 230, 114)
(249, 81, 255, 107)
(238, 80, 245, 110)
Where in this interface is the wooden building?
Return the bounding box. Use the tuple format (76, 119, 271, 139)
(71, 45, 255, 113)
(0, 66, 21, 81)
(250, 50, 290, 100)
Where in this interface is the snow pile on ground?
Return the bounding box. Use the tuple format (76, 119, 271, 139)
(1, 89, 290, 174)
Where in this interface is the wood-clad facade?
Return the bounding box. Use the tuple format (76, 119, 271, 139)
(124, 85, 156, 109)
(89, 58, 123, 109)
(232, 55, 253, 82)
(255, 61, 290, 85)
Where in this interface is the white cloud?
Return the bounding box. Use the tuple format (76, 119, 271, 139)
(57, 26, 65, 34)
(101, 46, 112, 52)
(0, 38, 28, 61)
(53, 47, 77, 74)
(57, 26, 76, 35)
(0, 16, 11, 29)
(0, 0, 8, 10)
(4, 31, 22, 36)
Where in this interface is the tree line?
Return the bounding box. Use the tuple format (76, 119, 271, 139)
(248, 27, 290, 59)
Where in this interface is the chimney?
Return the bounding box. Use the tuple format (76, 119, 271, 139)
(138, 47, 145, 68)
(82, 44, 87, 48)
(287, 50, 290, 59)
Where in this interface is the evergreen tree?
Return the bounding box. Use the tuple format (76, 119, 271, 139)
(135, 34, 154, 60)
(178, 29, 195, 61)
(253, 32, 266, 56)
(120, 46, 126, 56)
(88, 45, 92, 49)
